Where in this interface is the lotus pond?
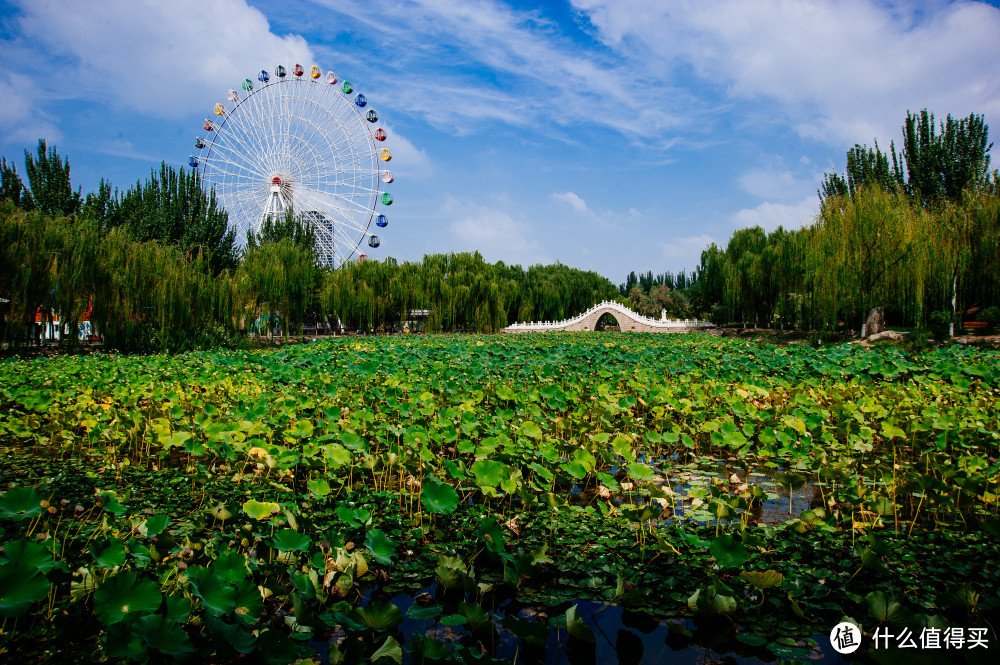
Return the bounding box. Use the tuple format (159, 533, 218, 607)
(1, 333, 999, 664)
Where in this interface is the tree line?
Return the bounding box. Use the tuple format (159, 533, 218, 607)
(3, 107, 997, 351)
(0, 141, 620, 351)
(688, 110, 1000, 333)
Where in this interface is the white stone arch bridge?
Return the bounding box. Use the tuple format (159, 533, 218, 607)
(502, 300, 713, 333)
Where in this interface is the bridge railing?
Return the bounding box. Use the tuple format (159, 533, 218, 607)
(504, 300, 713, 330)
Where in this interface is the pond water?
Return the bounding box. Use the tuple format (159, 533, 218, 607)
(311, 590, 845, 665)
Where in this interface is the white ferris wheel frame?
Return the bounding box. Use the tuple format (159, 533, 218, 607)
(199, 71, 386, 267)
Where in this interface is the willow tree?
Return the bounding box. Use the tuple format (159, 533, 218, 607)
(0, 207, 99, 348)
(91, 229, 217, 351)
(236, 239, 321, 337)
(810, 187, 917, 332)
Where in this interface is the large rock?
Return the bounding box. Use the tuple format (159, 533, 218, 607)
(864, 307, 886, 337)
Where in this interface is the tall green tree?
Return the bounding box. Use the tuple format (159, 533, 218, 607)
(110, 162, 237, 274)
(23, 139, 81, 217)
(0, 157, 29, 207)
(898, 110, 993, 204)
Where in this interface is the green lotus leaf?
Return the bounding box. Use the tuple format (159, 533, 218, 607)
(364, 529, 395, 565)
(163, 593, 192, 623)
(1, 538, 57, 573)
(213, 550, 249, 584)
(188, 567, 236, 616)
(232, 582, 264, 625)
(405, 603, 443, 620)
(0, 487, 45, 522)
(421, 479, 459, 515)
(520, 421, 542, 439)
(99, 491, 128, 516)
(0, 563, 50, 617)
(336, 505, 371, 528)
(242, 499, 280, 520)
(93, 572, 162, 625)
(90, 538, 127, 569)
(206, 615, 257, 653)
(459, 600, 490, 632)
(440, 613, 466, 627)
(709, 534, 747, 569)
(133, 614, 196, 657)
(560, 461, 588, 480)
(470, 460, 505, 488)
(349, 600, 403, 631)
(271, 529, 311, 553)
(307, 478, 331, 496)
(105, 623, 146, 660)
(502, 615, 548, 646)
(142, 514, 168, 538)
(735, 632, 768, 647)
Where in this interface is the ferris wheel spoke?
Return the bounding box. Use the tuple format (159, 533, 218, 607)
(200, 66, 389, 267)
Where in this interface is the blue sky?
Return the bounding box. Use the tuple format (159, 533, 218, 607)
(2, 0, 999, 284)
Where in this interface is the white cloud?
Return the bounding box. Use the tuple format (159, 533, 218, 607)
(10, 0, 313, 119)
(311, 0, 690, 139)
(729, 197, 819, 233)
(573, 0, 1000, 146)
(737, 156, 824, 201)
(444, 197, 551, 265)
(659, 234, 717, 266)
(0, 73, 62, 145)
(550, 190, 625, 230)
(552, 191, 589, 212)
(379, 123, 432, 179)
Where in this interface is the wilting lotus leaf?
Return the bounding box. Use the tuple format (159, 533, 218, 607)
(566, 604, 595, 643)
(421, 479, 459, 515)
(242, 499, 279, 520)
(208, 503, 232, 521)
(93, 572, 162, 625)
(0, 487, 44, 522)
(739, 569, 784, 589)
(370, 635, 402, 664)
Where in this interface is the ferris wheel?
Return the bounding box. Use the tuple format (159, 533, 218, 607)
(190, 63, 394, 267)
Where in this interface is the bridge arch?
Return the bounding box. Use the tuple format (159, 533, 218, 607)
(502, 301, 713, 334)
